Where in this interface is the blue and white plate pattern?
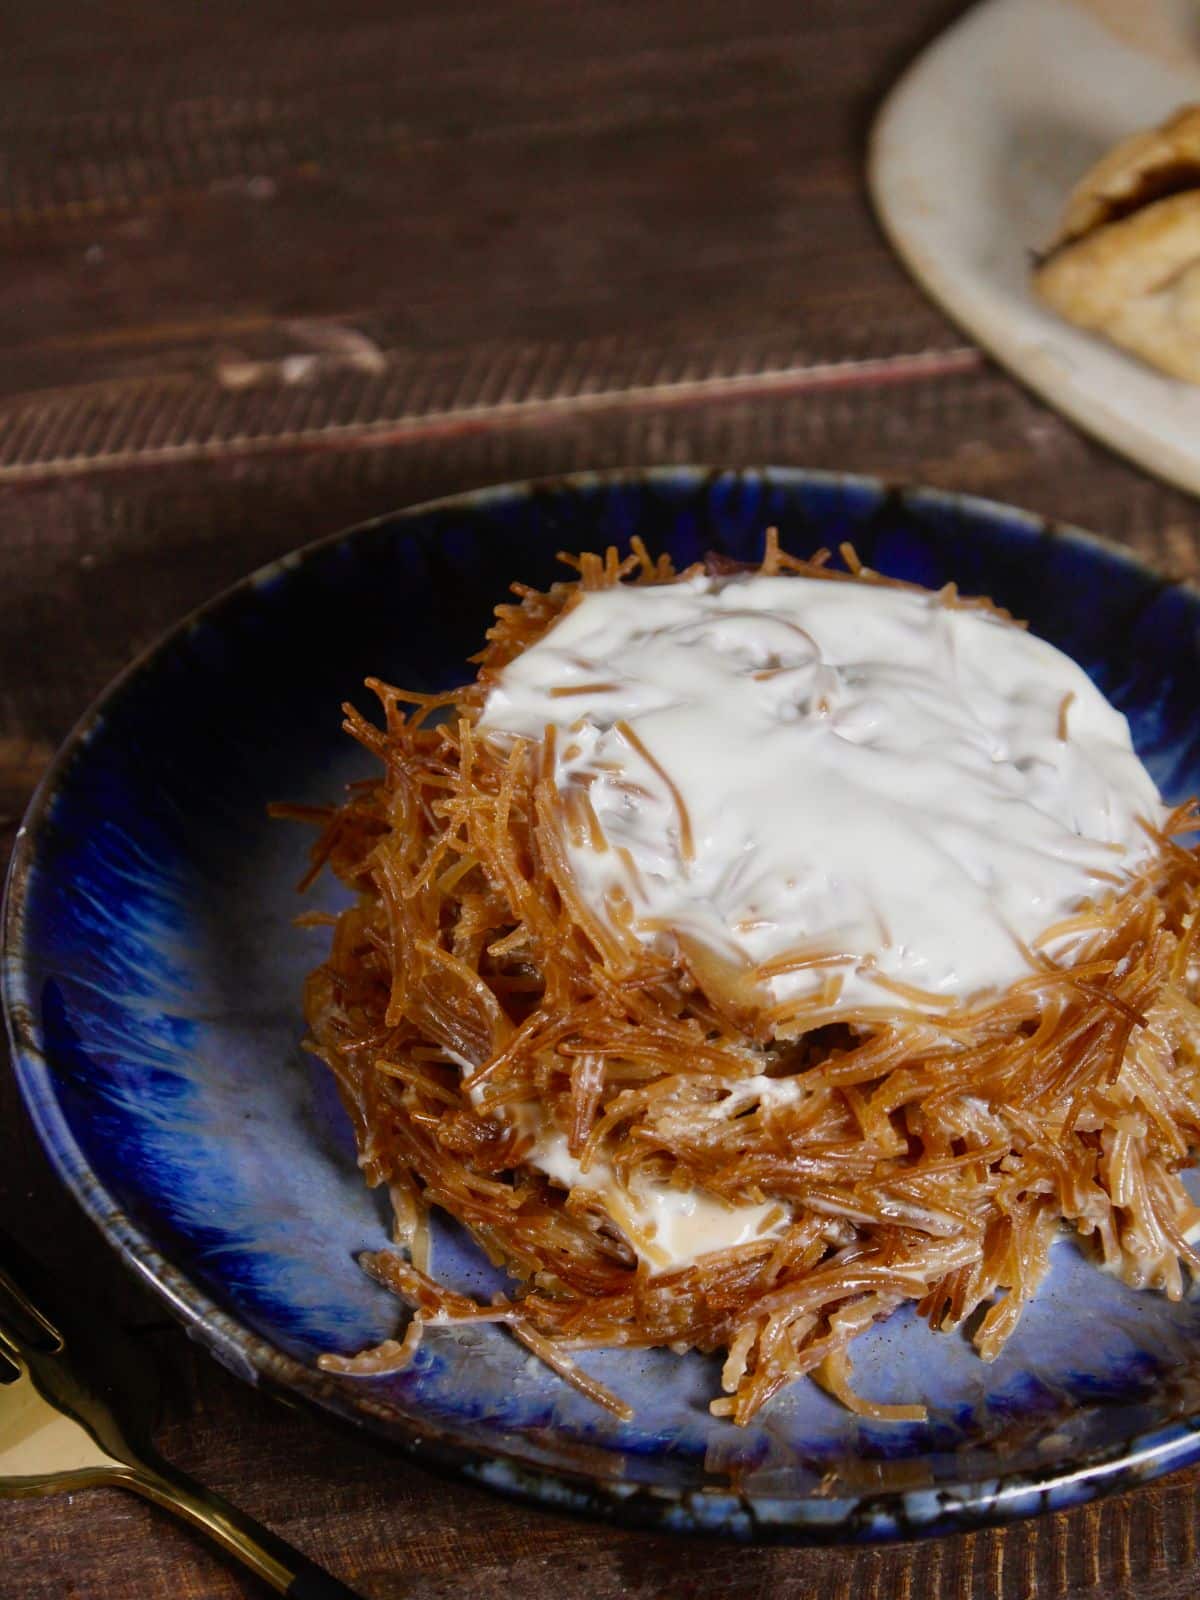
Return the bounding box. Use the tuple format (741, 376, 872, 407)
(5, 469, 1200, 1542)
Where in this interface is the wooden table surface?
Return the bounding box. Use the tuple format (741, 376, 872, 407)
(4, 2, 1200, 1595)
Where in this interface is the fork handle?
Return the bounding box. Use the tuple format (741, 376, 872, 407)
(122, 1455, 365, 1598)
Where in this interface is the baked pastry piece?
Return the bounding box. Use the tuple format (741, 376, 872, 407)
(1033, 105, 1200, 382)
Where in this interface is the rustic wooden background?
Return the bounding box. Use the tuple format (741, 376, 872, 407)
(4, 1, 1200, 1595)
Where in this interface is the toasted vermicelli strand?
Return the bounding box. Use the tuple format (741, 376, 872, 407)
(297, 540, 1200, 1424)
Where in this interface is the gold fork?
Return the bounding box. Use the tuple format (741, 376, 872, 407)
(0, 1229, 365, 1598)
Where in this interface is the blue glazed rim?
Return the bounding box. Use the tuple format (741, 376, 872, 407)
(5, 466, 1200, 1544)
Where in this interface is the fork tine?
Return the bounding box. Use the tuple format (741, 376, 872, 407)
(0, 1235, 63, 1355)
(0, 1280, 47, 1365)
(0, 1322, 23, 1372)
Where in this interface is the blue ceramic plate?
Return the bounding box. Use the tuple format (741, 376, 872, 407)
(6, 469, 1200, 1544)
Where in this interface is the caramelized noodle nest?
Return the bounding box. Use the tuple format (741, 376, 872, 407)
(297, 538, 1200, 1424)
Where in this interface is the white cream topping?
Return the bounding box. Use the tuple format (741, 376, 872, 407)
(479, 572, 1164, 1017)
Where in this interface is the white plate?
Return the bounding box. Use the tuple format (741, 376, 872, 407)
(869, 0, 1200, 495)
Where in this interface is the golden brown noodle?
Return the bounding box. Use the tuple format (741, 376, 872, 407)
(296, 539, 1200, 1424)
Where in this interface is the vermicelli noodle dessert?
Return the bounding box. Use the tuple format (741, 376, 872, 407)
(296, 535, 1200, 1424)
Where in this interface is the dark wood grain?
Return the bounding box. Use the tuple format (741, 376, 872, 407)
(2, 1, 1200, 1595)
